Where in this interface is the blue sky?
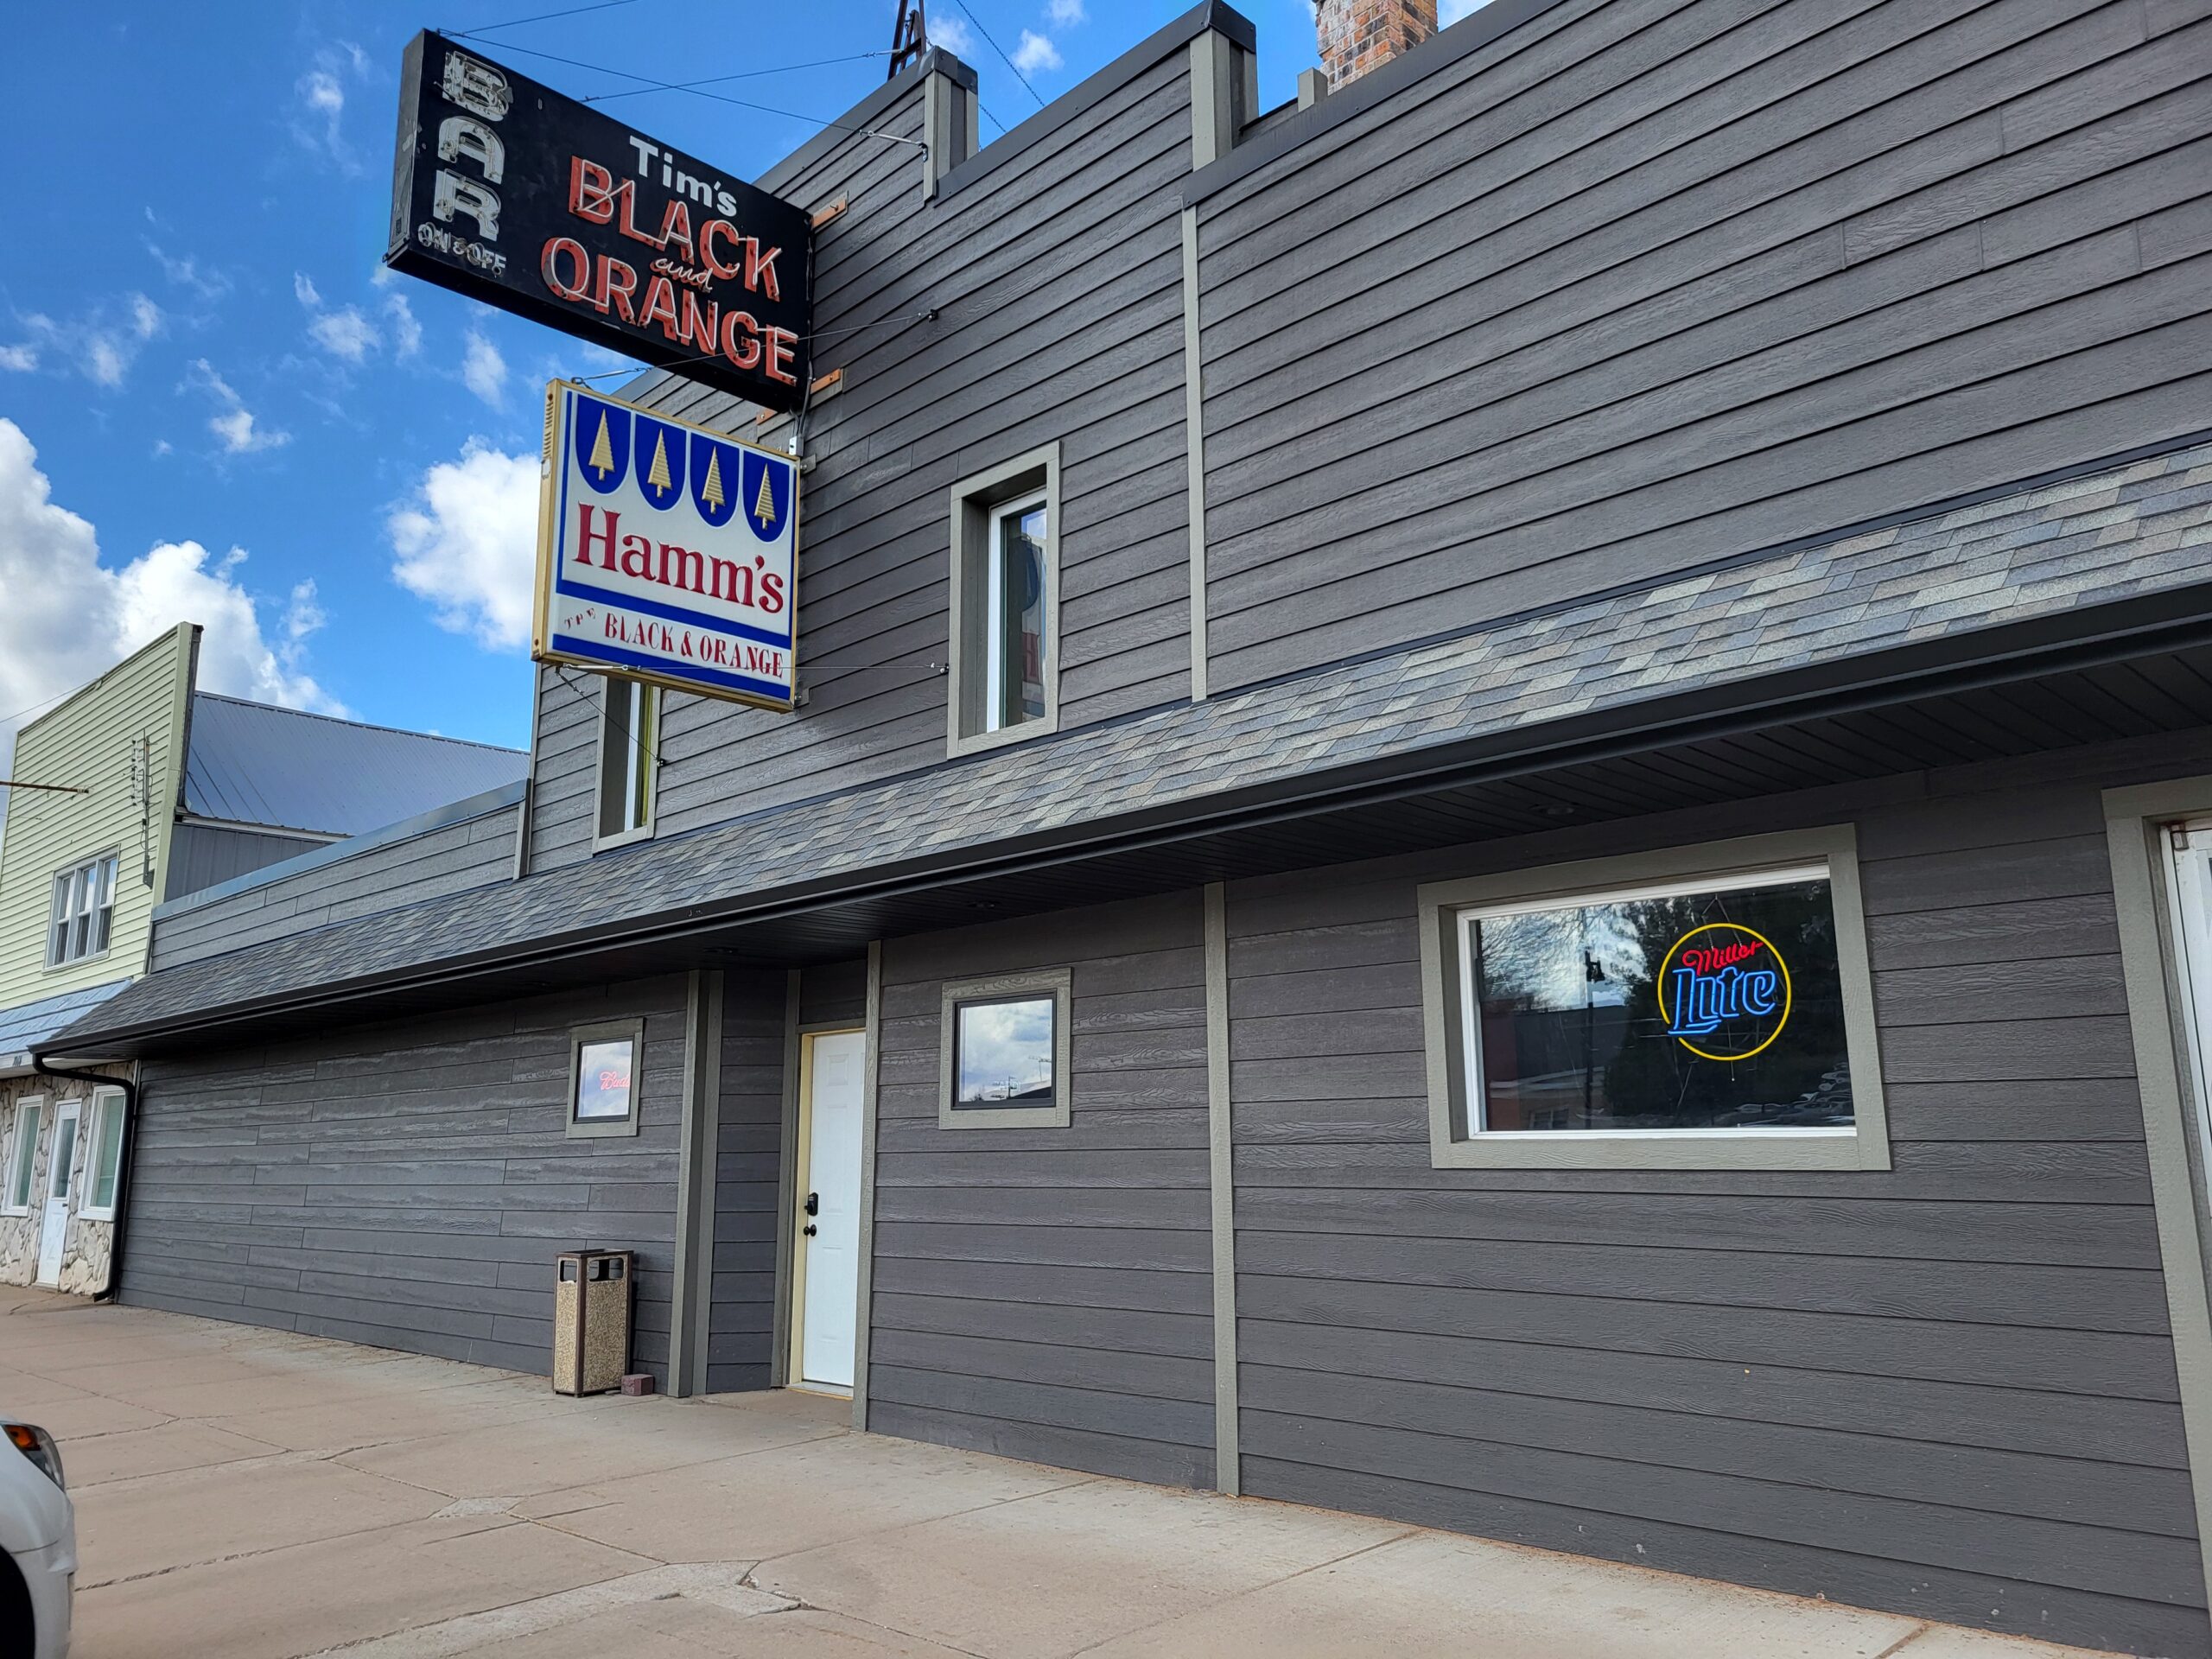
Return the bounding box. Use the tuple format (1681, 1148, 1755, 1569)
(0, 1, 1334, 768)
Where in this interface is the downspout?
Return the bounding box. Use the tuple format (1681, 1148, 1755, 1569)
(32, 1056, 137, 1304)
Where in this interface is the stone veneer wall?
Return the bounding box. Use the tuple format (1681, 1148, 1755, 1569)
(0, 1071, 124, 1295)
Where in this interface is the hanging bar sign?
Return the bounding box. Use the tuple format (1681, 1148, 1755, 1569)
(535, 381, 800, 710)
(387, 32, 813, 410)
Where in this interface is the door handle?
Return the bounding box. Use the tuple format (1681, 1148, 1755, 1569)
(804, 1223, 817, 1236)
(804, 1192, 819, 1217)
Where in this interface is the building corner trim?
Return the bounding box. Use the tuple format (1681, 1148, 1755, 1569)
(2101, 779, 2212, 1613)
(1181, 206, 1211, 703)
(1204, 880, 1239, 1494)
(669, 968, 724, 1397)
(851, 940, 885, 1431)
(770, 969, 803, 1389)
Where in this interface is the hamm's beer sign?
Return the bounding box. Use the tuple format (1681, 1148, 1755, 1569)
(387, 33, 812, 410)
(1657, 924, 1790, 1062)
(534, 382, 798, 710)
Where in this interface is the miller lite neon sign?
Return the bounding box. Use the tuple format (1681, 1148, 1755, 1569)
(1657, 923, 1792, 1062)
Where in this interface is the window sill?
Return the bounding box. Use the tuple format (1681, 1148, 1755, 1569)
(77, 1208, 118, 1224)
(1429, 1127, 1889, 1172)
(938, 1103, 1071, 1130)
(45, 948, 114, 974)
(591, 823, 656, 855)
(947, 717, 1058, 761)
(566, 1116, 640, 1140)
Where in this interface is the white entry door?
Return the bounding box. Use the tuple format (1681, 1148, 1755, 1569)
(36, 1102, 79, 1287)
(797, 1030, 866, 1391)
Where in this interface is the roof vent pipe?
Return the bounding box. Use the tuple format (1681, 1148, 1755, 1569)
(1315, 0, 1437, 92)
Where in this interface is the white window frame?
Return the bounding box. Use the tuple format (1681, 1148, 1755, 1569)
(48, 850, 120, 969)
(983, 494, 1049, 737)
(79, 1087, 128, 1224)
(1418, 824, 1890, 1171)
(938, 969, 1073, 1130)
(946, 443, 1061, 759)
(591, 677, 659, 852)
(3, 1098, 44, 1217)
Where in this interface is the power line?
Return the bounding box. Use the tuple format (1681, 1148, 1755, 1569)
(583, 52, 892, 105)
(448, 35, 925, 146)
(450, 0, 639, 41)
(947, 0, 1046, 110)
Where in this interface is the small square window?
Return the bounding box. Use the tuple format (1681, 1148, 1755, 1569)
(567, 1020, 644, 1138)
(48, 852, 119, 967)
(948, 446, 1059, 757)
(1420, 827, 1890, 1171)
(938, 970, 1071, 1129)
(594, 677, 658, 849)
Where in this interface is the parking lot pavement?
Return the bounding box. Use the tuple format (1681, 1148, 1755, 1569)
(2, 1287, 2126, 1659)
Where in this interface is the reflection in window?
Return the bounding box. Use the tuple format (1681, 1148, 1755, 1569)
(574, 1038, 636, 1122)
(953, 995, 1056, 1107)
(986, 500, 1047, 733)
(1459, 867, 1852, 1135)
(596, 677, 658, 843)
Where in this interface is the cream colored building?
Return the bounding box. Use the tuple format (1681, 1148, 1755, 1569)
(0, 624, 527, 1294)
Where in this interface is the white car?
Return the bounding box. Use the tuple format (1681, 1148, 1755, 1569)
(0, 1417, 73, 1658)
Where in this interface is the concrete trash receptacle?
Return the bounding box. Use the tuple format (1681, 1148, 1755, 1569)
(553, 1249, 633, 1395)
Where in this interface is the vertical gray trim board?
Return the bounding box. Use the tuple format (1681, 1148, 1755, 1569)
(1181, 205, 1210, 704)
(1204, 880, 1238, 1495)
(668, 969, 723, 1397)
(851, 938, 883, 1431)
(2102, 777, 2212, 1611)
(769, 969, 802, 1389)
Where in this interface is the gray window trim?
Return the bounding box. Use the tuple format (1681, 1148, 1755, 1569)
(1416, 824, 1890, 1172)
(566, 1017, 645, 1139)
(938, 968, 1073, 1129)
(946, 443, 1061, 759)
(2101, 775, 2212, 1607)
(590, 678, 659, 854)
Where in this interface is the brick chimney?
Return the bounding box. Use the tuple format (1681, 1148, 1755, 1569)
(1316, 0, 1438, 91)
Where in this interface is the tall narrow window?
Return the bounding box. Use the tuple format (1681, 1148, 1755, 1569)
(81, 1090, 128, 1223)
(949, 445, 1060, 757)
(986, 499, 1048, 734)
(48, 853, 118, 966)
(594, 677, 658, 848)
(3, 1100, 41, 1215)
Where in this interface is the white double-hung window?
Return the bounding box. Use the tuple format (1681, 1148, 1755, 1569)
(48, 852, 119, 966)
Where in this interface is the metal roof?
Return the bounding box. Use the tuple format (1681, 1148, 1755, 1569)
(47, 435, 2212, 1055)
(183, 695, 528, 837)
(0, 977, 130, 1071)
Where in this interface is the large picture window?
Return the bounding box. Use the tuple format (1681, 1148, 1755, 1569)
(567, 1019, 644, 1139)
(1420, 828, 1889, 1170)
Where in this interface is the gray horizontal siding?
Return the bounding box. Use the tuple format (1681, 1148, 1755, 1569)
(1193, 0, 2212, 690)
(154, 803, 519, 969)
(164, 823, 327, 903)
(1221, 756, 2203, 1656)
(124, 977, 689, 1385)
(709, 969, 787, 1393)
(526, 49, 1200, 872)
(871, 890, 1215, 1487)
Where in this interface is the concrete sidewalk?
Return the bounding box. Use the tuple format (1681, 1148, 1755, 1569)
(1, 1287, 2121, 1659)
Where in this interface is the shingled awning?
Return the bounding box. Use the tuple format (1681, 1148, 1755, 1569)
(47, 437, 2212, 1057)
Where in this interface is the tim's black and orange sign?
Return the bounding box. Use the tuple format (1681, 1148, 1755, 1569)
(387, 33, 813, 410)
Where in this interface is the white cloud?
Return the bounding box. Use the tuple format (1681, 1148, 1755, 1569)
(308, 305, 379, 362)
(298, 69, 345, 145)
(14, 294, 163, 387)
(0, 417, 344, 785)
(461, 330, 507, 405)
(1046, 0, 1084, 24)
(293, 271, 323, 308)
(0, 344, 35, 372)
(293, 45, 370, 171)
(1012, 29, 1062, 73)
(189, 359, 289, 455)
(387, 441, 539, 650)
(929, 13, 975, 54)
(384, 293, 422, 359)
(147, 244, 232, 302)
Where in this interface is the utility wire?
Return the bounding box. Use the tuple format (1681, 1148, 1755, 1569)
(454, 36, 925, 146)
(947, 0, 1047, 109)
(451, 0, 639, 40)
(584, 52, 892, 104)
